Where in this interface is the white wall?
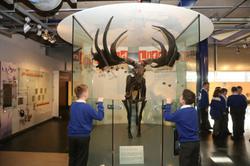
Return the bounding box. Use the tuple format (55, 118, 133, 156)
(0, 34, 65, 138)
(0, 35, 65, 71)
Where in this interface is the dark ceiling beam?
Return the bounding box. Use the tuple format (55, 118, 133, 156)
(0, 10, 24, 25)
(191, 5, 250, 9)
(226, 34, 250, 47)
(0, 29, 13, 38)
(0, 0, 15, 10)
(218, 0, 248, 20)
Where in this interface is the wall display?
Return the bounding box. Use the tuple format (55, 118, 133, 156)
(17, 68, 52, 127)
(0, 61, 17, 139)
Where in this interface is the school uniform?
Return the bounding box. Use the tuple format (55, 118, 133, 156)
(210, 97, 224, 136)
(198, 88, 211, 130)
(164, 104, 200, 166)
(227, 94, 247, 139)
(220, 95, 230, 135)
(68, 100, 104, 166)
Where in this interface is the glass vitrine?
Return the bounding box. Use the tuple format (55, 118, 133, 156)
(71, 14, 200, 166)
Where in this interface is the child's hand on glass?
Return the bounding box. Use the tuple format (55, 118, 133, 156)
(98, 97, 104, 102)
(166, 98, 173, 104)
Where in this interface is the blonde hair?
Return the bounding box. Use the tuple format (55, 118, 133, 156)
(74, 84, 88, 98)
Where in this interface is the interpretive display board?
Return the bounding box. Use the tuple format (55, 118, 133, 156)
(0, 60, 54, 140)
(119, 146, 144, 164)
(0, 61, 17, 139)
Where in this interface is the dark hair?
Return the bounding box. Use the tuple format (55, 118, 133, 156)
(213, 88, 221, 97)
(221, 88, 228, 94)
(203, 81, 209, 86)
(182, 89, 195, 105)
(74, 84, 88, 98)
(237, 86, 243, 90)
(215, 87, 221, 90)
(231, 87, 238, 93)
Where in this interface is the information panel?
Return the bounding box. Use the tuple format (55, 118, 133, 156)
(119, 146, 144, 164)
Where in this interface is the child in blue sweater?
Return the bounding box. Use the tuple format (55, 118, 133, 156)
(164, 89, 199, 166)
(210, 88, 224, 137)
(68, 84, 104, 166)
(228, 86, 247, 140)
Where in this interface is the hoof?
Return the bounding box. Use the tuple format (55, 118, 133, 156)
(137, 132, 141, 137)
(128, 133, 133, 139)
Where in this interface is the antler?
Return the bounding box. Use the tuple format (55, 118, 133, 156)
(144, 26, 180, 68)
(91, 16, 128, 70)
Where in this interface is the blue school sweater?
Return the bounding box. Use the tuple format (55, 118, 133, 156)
(164, 104, 199, 143)
(210, 97, 223, 120)
(198, 88, 209, 109)
(68, 101, 104, 137)
(227, 94, 247, 113)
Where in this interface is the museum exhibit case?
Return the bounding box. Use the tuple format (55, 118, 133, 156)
(57, 3, 214, 166)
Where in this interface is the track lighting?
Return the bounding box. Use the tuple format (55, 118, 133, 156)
(23, 23, 31, 34)
(36, 24, 42, 36)
(42, 29, 49, 40)
(25, 17, 31, 23)
(23, 17, 31, 34)
(48, 35, 56, 44)
(242, 43, 248, 49)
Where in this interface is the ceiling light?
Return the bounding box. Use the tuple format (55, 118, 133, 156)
(42, 29, 49, 40)
(36, 25, 42, 36)
(25, 17, 31, 23)
(23, 23, 31, 34)
(37, 30, 42, 36)
(0, 15, 3, 19)
(242, 43, 248, 49)
(48, 35, 56, 44)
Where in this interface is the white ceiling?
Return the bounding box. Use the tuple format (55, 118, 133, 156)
(57, 3, 214, 48)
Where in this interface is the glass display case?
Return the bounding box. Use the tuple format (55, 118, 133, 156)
(72, 14, 200, 166)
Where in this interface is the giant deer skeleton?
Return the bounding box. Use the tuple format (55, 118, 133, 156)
(91, 16, 180, 138)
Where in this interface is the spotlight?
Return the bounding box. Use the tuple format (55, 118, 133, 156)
(42, 29, 49, 40)
(23, 23, 31, 34)
(23, 17, 32, 34)
(36, 24, 42, 36)
(48, 35, 56, 44)
(243, 43, 248, 49)
(25, 17, 31, 23)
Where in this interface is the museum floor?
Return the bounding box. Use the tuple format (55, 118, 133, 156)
(0, 118, 249, 166)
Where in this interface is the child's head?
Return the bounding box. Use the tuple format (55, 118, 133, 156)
(213, 88, 221, 97)
(74, 84, 89, 99)
(221, 88, 228, 96)
(237, 86, 243, 94)
(203, 81, 210, 90)
(231, 86, 238, 94)
(179, 89, 195, 106)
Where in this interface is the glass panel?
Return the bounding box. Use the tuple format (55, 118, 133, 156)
(113, 99, 163, 166)
(72, 14, 200, 166)
(72, 17, 112, 166)
(176, 15, 200, 102)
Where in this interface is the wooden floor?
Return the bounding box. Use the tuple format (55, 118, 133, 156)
(0, 151, 68, 166)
